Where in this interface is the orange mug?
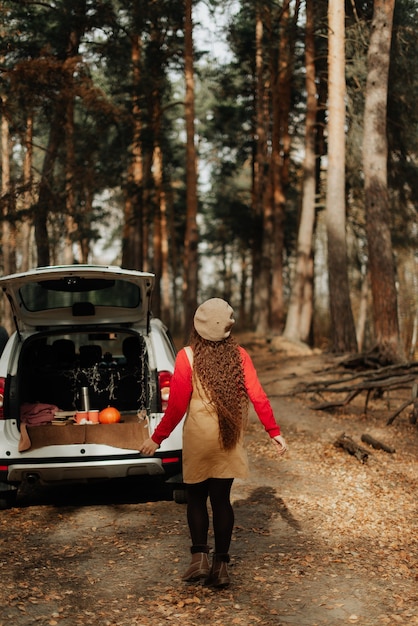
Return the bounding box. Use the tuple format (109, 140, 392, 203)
(75, 411, 89, 424)
(88, 410, 99, 423)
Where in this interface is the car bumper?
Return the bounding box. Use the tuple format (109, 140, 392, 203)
(7, 456, 170, 483)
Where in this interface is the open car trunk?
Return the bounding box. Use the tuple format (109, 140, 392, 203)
(18, 415, 151, 453)
(16, 330, 154, 452)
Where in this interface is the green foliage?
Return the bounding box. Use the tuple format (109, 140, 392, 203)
(387, 0, 418, 246)
(344, 0, 418, 253)
(1, 0, 188, 264)
(0, 0, 417, 340)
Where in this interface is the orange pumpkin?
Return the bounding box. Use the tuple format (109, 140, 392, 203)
(98, 406, 121, 424)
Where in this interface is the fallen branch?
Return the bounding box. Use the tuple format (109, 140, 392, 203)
(360, 433, 395, 453)
(409, 387, 418, 424)
(386, 382, 418, 425)
(304, 373, 416, 397)
(386, 399, 413, 426)
(292, 358, 418, 423)
(311, 389, 362, 410)
(334, 433, 370, 463)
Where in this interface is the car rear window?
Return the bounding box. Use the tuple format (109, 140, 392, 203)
(19, 277, 141, 312)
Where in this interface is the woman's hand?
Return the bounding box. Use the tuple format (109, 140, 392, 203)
(272, 435, 288, 455)
(139, 438, 160, 456)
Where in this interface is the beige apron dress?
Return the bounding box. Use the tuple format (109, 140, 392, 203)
(182, 347, 249, 484)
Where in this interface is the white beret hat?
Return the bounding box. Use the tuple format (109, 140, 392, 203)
(193, 298, 235, 342)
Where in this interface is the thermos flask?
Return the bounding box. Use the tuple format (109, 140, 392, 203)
(80, 386, 90, 411)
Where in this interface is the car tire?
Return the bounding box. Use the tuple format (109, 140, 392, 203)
(173, 489, 188, 504)
(0, 487, 17, 510)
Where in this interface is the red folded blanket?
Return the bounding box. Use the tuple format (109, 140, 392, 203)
(20, 402, 60, 426)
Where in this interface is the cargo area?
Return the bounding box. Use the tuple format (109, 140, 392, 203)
(15, 330, 154, 451)
(19, 413, 150, 452)
(18, 330, 150, 413)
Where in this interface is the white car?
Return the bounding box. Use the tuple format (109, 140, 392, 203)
(0, 265, 185, 507)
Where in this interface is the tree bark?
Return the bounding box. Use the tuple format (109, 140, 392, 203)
(122, 29, 144, 271)
(64, 91, 77, 264)
(21, 113, 35, 271)
(335, 434, 369, 463)
(183, 0, 199, 340)
(362, 0, 404, 363)
(1, 99, 12, 275)
(254, 9, 270, 334)
(270, 1, 300, 333)
(152, 111, 170, 323)
(1, 97, 15, 332)
(326, 0, 358, 353)
(360, 434, 395, 453)
(356, 268, 369, 352)
(284, 0, 316, 343)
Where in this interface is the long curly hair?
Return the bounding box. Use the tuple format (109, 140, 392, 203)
(189, 329, 249, 450)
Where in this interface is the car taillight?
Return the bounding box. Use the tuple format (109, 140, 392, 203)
(162, 457, 180, 464)
(0, 377, 5, 419)
(158, 370, 172, 411)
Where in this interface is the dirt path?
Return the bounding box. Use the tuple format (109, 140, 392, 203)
(1, 338, 417, 625)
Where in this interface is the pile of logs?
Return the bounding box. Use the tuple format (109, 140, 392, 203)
(334, 433, 396, 463)
(295, 358, 418, 426)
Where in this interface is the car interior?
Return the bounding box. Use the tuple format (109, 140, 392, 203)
(19, 331, 149, 413)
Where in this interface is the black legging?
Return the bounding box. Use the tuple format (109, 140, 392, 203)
(186, 478, 234, 554)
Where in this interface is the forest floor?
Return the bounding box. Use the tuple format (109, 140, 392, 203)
(0, 334, 417, 626)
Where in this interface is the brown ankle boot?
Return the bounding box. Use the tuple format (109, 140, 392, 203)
(205, 553, 230, 588)
(182, 546, 210, 582)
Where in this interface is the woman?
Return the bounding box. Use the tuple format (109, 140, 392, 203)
(140, 298, 287, 588)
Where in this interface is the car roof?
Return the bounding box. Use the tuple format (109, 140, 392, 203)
(0, 265, 155, 331)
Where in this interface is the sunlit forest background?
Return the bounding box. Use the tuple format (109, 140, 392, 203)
(0, 0, 417, 361)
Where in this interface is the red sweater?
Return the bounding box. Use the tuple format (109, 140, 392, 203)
(151, 346, 281, 445)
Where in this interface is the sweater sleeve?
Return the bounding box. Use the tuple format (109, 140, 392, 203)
(239, 346, 281, 438)
(151, 348, 192, 445)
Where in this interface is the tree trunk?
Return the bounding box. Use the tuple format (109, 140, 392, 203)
(183, 0, 199, 340)
(142, 151, 153, 273)
(1, 100, 12, 275)
(277, 0, 300, 190)
(1, 98, 15, 332)
(64, 93, 77, 264)
(63, 9, 85, 265)
(122, 30, 144, 271)
(254, 8, 270, 334)
(151, 132, 168, 321)
(239, 248, 248, 328)
(156, 144, 170, 326)
(284, 0, 316, 343)
(167, 187, 180, 328)
(21, 113, 35, 271)
(79, 184, 92, 264)
(270, 2, 295, 334)
(152, 195, 162, 318)
(35, 109, 64, 267)
(326, 0, 358, 353)
(356, 268, 369, 352)
(362, 0, 404, 363)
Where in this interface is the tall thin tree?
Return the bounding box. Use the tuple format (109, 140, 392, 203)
(183, 0, 199, 339)
(283, 0, 316, 344)
(1, 97, 15, 332)
(270, 1, 299, 333)
(362, 0, 403, 363)
(122, 8, 144, 271)
(326, 0, 357, 353)
(254, 6, 271, 334)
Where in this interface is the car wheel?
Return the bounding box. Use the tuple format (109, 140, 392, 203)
(173, 489, 187, 504)
(0, 487, 17, 510)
